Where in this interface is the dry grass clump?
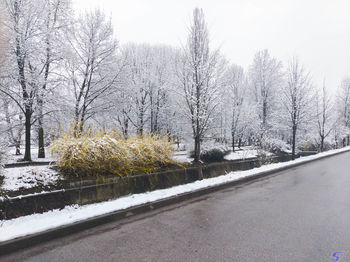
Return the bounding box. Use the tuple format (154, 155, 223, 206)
(51, 127, 180, 178)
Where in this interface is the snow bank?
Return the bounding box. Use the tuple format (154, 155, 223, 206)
(0, 146, 349, 242)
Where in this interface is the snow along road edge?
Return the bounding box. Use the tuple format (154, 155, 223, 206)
(1, 146, 350, 255)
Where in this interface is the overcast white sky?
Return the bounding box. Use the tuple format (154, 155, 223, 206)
(74, 0, 350, 92)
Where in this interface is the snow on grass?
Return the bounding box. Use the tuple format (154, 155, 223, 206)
(173, 151, 193, 163)
(0, 146, 349, 242)
(224, 149, 258, 160)
(5, 147, 56, 165)
(224, 148, 273, 160)
(173, 146, 267, 162)
(1, 166, 60, 191)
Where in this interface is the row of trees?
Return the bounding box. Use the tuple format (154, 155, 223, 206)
(0, 1, 349, 162)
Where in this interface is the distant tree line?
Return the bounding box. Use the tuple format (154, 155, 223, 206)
(0, 1, 349, 162)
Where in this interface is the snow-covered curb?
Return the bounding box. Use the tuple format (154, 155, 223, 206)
(1, 146, 349, 242)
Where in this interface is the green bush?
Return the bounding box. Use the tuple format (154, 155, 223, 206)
(51, 128, 181, 178)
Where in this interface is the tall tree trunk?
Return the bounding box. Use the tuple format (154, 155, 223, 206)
(194, 135, 201, 162)
(73, 98, 82, 137)
(123, 118, 129, 139)
(150, 92, 154, 133)
(38, 126, 45, 158)
(138, 104, 145, 137)
(194, 137, 198, 161)
(37, 99, 45, 158)
(320, 136, 324, 152)
(138, 122, 144, 137)
(232, 132, 235, 152)
(24, 111, 32, 161)
(292, 125, 297, 160)
(153, 92, 161, 134)
(16, 115, 24, 155)
(262, 99, 267, 128)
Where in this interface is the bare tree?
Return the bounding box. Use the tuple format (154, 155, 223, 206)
(315, 81, 333, 151)
(225, 65, 246, 151)
(149, 46, 174, 134)
(118, 44, 176, 137)
(1, 0, 47, 161)
(2, 97, 24, 154)
(1, 0, 70, 160)
(335, 79, 350, 145)
(180, 8, 222, 162)
(37, 0, 70, 158)
(0, 5, 6, 66)
(64, 9, 119, 134)
(249, 49, 282, 136)
(123, 44, 152, 136)
(281, 58, 313, 159)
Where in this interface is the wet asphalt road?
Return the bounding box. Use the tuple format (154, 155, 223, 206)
(3, 151, 350, 262)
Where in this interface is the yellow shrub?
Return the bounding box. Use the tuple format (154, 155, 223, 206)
(50, 127, 180, 178)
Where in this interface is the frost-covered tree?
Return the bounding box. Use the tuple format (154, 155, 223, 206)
(0, 3, 344, 162)
(280, 58, 314, 159)
(335, 79, 350, 146)
(225, 65, 246, 151)
(36, 0, 71, 158)
(1, 0, 48, 161)
(148, 46, 176, 134)
(120, 44, 152, 136)
(106, 50, 134, 139)
(249, 49, 283, 137)
(121, 44, 178, 137)
(0, 5, 6, 66)
(180, 8, 223, 162)
(2, 96, 24, 154)
(64, 9, 119, 133)
(0, 4, 6, 171)
(315, 82, 334, 151)
(1, 0, 71, 160)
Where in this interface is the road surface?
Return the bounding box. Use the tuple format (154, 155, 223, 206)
(3, 152, 350, 262)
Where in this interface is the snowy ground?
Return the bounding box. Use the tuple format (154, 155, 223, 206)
(224, 147, 273, 160)
(173, 146, 270, 163)
(173, 151, 193, 163)
(5, 147, 56, 165)
(1, 146, 349, 242)
(1, 166, 60, 191)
